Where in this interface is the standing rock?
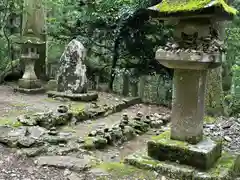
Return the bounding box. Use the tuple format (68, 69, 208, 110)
(57, 39, 88, 93)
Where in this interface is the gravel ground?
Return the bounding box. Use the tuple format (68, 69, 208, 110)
(0, 144, 65, 180)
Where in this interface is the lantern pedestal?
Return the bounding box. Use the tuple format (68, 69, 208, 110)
(14, 49, 44, 94)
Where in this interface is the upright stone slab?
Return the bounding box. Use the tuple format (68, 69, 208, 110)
(57, 40, 87, 93)
(124, 1, 240, 179)
(47, 40, 98, 101)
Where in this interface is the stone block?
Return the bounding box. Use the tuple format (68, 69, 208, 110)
(14, 87, 45, 94)
(124, 151, 240, 180)
(147, 131, 222, 170)
(47, 91, 98, 101)
(45, 80, 57, 91)
(18, 78, 42, 89)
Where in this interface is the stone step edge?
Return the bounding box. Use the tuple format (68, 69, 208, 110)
(124, 150, 240, 180)
(71, 97, 141, 123)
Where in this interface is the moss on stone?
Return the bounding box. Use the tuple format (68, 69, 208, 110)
(204, 116, 217, 124)
(83, 137, 95, 150)
(125, 151, 239, 179)
(10, 102, 27, 107)
(69, 103, 85, 114)
(151, 0, 238, 15)
(207, 152, 237, 176)
(148, 131, 222, 170)
(95, 162, 156, 179)
(151, 131, 188, 148)
(0, 119, 23, 127)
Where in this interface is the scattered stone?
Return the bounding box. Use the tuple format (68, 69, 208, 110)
(150, 120, 163, 128)
(17, 147, 47, 157)
(64, 169, 71, 176)
(224, 136, 232, 142)
(28, 126, 47, 139)
(48, 127, 58, 136)
(122, 113, 129, 120)
(17, 115, 37, 126)
(57, 105, 68, 113)
(36, 155, 96, 171)
(17, 136, 36, 148)
(67, 172, 82, 180)
(77, 137, 84, 144)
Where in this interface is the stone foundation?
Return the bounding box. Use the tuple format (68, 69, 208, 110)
(14, 87, 45, 94)
(124, 151, 240, 180)
(47, 91, 98, 102)
(147, 131, 222, 170)
(18, 79, 42, 89)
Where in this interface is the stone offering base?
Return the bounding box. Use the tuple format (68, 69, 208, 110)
(14, 87, 45, 94)
(47, 91, 98, 102)
(124, 151, 240, 180)
(18, 79, 42, 89)
(147, 131, 222, 170)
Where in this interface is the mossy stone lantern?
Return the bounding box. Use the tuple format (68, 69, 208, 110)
(15, 29, 45, 93)
(124, 1, 240, 179)
(148, 0, 237, 144)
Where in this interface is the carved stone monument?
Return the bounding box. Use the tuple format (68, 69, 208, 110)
(124, 1, 240, 179)
(47, 40, 98, 101)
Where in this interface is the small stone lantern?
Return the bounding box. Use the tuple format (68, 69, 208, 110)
(15, 29, 45, 93)
(124, 1, 240, 179)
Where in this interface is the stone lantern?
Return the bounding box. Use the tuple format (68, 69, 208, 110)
(14, 29, 45, 93)
(125, 1, 240, 179)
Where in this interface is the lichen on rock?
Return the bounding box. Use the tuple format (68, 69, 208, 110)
(57, 39, 88, 94)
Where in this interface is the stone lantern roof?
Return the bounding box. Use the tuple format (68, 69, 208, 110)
(148, 0, 238, 20)
(9, 29, 45, 46)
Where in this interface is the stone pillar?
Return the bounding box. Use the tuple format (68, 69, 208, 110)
(171, 69, 207, 144)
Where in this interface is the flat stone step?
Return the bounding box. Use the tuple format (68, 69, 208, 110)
(124, 151, 240, 180)
(35, 155, 98, 172)
(47, 91, 98, 102)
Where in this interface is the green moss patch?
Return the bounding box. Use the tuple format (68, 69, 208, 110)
(125, 151, 239, 179)
(95, 162, 156, 179)
(207, 152, 237, 176)
(151, 0, 238, 15)
(69, 103, 85, 114)
(204, 116, 217, 124)
(151, 131, 188, 148)
(148, 131, 222, 170)
(0, 119, 23, 127)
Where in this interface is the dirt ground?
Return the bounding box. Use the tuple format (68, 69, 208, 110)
(0, 84, 170, 180)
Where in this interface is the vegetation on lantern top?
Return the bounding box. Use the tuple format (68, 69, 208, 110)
(150, 0, 238, 15)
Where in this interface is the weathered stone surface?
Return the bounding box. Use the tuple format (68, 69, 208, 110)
(36, 155, 97, 171)
(124, 151, 240, 180)
(0, 126, 27, 147)
(57, 39, 87, 94)
(14, 87, 45, 94)
(147, 131, 222, 170)
(17, 115, 37, 126)
(28, 126, 47, 139)
(47, 91, 98, 102)
(170, 69, 207, 144)
(46, 80, 57, 91)
(17, 146, 47, 157)
(33, 111, 72, 129)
